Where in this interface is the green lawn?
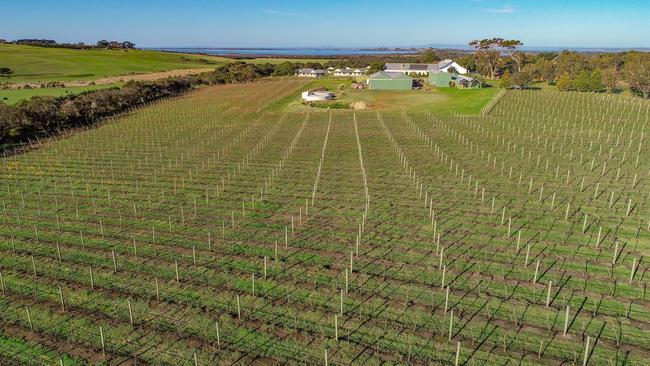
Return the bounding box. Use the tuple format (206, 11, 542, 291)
(0, 83, 124, 105)
(267, 78, 500, 115)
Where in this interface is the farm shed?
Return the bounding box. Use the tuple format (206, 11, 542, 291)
(429, 73, 482, 89)
(367, 72, 413, 90)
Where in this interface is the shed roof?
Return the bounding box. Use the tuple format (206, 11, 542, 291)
(369, 71, 413, 80)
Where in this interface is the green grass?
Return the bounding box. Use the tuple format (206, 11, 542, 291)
(267, 77, 499, 115)
(0, 45, 333, 84)
(0, 83, 124, 104)
(0, 45, 228, 83)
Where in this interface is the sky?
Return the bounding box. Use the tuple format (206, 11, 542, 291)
(2, 0, 650, 48)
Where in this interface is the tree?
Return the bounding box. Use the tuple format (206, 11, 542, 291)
(421, 48, 440, 63)
(272, 62, 296, 77)
(447, 66, 458, 74)
(469, 38, 503, 79)
(511, 71, 533, 88)
(624, 55, 650, 98)
(601, 67, 618, 93)
(0, 67, 13, 77)
(500, 71, 513, 89)
(499, 39, 526, 72)
(556, 73, 573, 91)
(96, 40, 109, 48)
(367, 61, 385, 75)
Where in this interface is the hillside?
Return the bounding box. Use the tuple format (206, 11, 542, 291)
(0, 45, 230, 83)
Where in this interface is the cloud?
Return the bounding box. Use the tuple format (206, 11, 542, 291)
(260, 9, 298, 16)
(483, 5, 516, 13)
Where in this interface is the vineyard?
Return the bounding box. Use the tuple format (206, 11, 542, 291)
(1, 79, 649, 365)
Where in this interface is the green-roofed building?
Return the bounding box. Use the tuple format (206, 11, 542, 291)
(429, 72, 482, 89)
(367, 71, 413, 90)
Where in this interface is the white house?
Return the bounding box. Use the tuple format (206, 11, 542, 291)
(333, 67, 365, 77)
(296, 68, 326, 78)
(384, 59, 468, 75)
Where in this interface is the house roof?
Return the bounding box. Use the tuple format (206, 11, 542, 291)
(297, 68, 325, 74)
(369, 71, 413, 80)
(385, 60, 461, 73)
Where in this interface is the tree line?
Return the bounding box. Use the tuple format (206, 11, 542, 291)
(0, 62, 288, 148)
(0, 39, 136, 50)
(462, 38, 650, 97)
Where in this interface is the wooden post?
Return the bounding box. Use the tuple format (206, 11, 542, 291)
(630, 258, 637, 284)
(533, 260, 540, 283)
(563, 306, 570, 335)
(175, 261, 180, 283)
(252, 274, 255, 296)
(194, 352, 198, 366)
(324, 349, 328, 366)
(58, 286, 65, 312)
(583, 336, 590, 366)
(215, 321, 221, 350)
(455, 341, 461, 366)
(345, 269, 349, 294)
(445, 286, 450, 314)
(350, 251, 354, 273)
(89, 267, 94, 290)
(546, 281, 552, 307)
(274, 241, 278, 261)
(334, 315, 338, 341)
(112, 250, 117, 273)
(236, 294, 241, 320)
(100, 325, 106, 356)
(192, 246, 197, 267)
(441, 265, 446, 289)
(127, 299, 134, 325)
(25, 306, 34, 332)
(448, 310, 454, 341)
(0, 271, 5, 295)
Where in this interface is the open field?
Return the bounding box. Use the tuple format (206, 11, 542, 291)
(1, 80, 649, 365)
(270, 79, 499, 114)
(0, 45, 328, 84)
(0, 45, 226, 83)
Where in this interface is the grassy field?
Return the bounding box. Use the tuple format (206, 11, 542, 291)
(0, 83, 124, 104)
(269, 78, 500, 115)
(0, 80, 649, 365)
(0, 45, 328, 84)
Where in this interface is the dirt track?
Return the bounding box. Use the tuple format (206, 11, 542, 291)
(3, 68, 214, 89)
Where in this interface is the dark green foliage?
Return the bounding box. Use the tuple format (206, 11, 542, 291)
(367, 61, 385, 75)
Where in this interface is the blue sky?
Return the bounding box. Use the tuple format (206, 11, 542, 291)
(2, 0, 649, 48)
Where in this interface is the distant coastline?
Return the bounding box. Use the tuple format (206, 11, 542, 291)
(146, 45, 650, 57)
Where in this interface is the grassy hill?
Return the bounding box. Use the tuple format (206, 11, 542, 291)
(0, 45, 228, 83)
(0, 45, 327, 84)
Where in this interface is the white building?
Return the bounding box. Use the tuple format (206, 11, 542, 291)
(296, 68, 326, 78)
(333, 67, 365, 77)
(384, 59, 468, 75)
